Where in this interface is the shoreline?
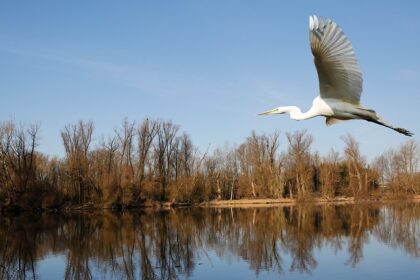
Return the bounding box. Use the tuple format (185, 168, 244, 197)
(2, 195, 420, 214)
(199, 195, 420, 208)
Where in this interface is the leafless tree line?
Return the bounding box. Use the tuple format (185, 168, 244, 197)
(0, 118, 419, 210)
(373, 139, 420, 195)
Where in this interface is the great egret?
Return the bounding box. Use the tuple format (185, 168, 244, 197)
(259, 15, 413, 136)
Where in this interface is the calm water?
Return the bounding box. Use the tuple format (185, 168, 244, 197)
(0, 203, 419, 280)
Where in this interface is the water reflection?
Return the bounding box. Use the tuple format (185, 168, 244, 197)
(0, 203, 419, 279)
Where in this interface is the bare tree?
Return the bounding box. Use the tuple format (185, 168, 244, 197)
(342, 134, 367, 196)
(115, 119, 136, 203)
(235, 130, 282, 198)
(379, 140, 420, 194)
(179, 133, 194, 177)
(318, 149, 341, 198)
(226, 149, 239, 200)
(0, 121, 40, 205)
(90, 136, 119, 203)
(372, 149, 395, 188)
(61, 120, 94, 204)
(154, 121, 179, 200)
(285, 130, 314, 198)
(136, 118, 159, 199)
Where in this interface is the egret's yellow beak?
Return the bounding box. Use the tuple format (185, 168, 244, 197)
(258, 108, 279, 116)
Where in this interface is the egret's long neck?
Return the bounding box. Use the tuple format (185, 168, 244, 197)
(279, 106, 317, 121)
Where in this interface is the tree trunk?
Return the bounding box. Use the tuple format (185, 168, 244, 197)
(251, 181, 256, 198)
(230, 175, 235, 200)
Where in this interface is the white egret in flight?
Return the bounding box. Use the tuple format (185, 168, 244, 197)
(259, 15, 413, 136)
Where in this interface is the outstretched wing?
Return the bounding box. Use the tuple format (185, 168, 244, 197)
(309, 15, 363, 104)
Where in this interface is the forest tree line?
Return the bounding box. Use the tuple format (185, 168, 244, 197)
(0, 118, 419, 210)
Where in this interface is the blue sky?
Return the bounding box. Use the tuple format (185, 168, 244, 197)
(1, 1, 419, 159)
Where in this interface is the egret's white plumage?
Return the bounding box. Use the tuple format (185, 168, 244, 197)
(260, 15, 413, 137)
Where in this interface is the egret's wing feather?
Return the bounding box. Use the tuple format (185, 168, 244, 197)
(310, 15, 363, 104)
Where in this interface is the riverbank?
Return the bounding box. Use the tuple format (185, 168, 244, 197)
(199, 195, 420, 208)
(2, 195, 420, 214)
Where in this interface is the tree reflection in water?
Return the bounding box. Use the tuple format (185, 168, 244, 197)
(0, 203, 419, 279)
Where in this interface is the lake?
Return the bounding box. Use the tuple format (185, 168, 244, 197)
(0, 202, 419, 279)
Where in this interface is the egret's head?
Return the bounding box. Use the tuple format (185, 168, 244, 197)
(258, 106, 302, 120)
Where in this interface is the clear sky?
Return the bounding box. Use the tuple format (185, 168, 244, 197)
(1, 1, 419, 160)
